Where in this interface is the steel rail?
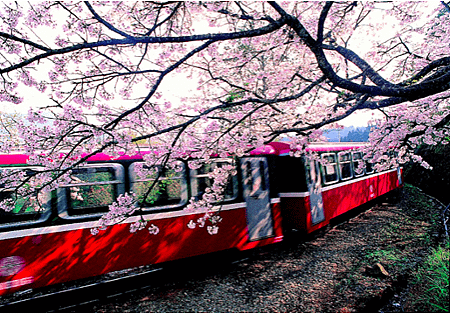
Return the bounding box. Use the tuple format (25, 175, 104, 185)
(0, 267, 163, 312)
(0, 249, 249, 312)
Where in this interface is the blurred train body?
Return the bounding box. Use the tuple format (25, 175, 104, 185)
(0, 142, 403, 295)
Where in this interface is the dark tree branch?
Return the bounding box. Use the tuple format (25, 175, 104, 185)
(84, 2, 133, 39)
(401, 112, 450, 144)
(322, 44, 394, 87)
(104, 39, 217, 130)
(0, 31, 51, 52)
(400, 57, 450, 86)
(0, 15, 287, 75)
(144, 2, 183, 36)
(219, 75, 326, 107)
(270, 1, 450, 101)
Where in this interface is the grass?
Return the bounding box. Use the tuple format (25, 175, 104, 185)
(401, 184, 442, 226)
(399, 184, 449, 312)
(365, 247, 409, 267)
(409, 241, 449, 312)
(332, 184, 447, 311)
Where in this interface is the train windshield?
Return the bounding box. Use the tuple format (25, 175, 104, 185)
(275, 156, 308, 193)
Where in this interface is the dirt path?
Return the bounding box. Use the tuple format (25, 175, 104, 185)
(91, 186, 442, 313)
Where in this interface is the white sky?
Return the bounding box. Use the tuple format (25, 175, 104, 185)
(1, 1, 441, 129)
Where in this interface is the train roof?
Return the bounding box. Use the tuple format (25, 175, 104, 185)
(250, 142, 368, 156)
(0, 152, 146, 166)
(0, 142, 368, 165)
(0, 153, 30, 165)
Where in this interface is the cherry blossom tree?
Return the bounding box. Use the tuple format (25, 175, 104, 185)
(1, 1, 450, 231)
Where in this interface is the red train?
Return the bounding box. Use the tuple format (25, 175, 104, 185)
(0, 142, 403, 296)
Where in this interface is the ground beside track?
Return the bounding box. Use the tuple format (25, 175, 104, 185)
(85, 184, 445, 313)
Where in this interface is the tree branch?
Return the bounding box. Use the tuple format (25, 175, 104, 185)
(0, 16, 287, 75)
(323, 44, 394, 87)
(0, 31, 51, 52)
(270, 1, 450, 100)
(84, 2, 133, 39)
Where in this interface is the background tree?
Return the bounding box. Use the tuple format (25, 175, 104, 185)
(0, 112, 20, 148)
(1, 1, 450, 229)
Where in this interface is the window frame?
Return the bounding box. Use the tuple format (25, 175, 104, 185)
(57, 163, 125, 220)
(190, 158, 239, 203)
(0, 166, 52, 230)
(320, 153, 339, 185)
(129, 161, 188, 212)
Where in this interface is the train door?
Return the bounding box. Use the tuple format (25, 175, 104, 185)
(305, 158, 325, 225)
(240, 157, 274, 241)
(397, 166, 403, 186)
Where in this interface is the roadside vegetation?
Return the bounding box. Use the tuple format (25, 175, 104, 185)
(403, 144, 449, 312)
(397, 184, 449, 312)
(410, 242, 449, 312)
(328, 183, 448, 312)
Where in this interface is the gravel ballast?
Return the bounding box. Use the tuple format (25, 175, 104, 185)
(89, 186, 442, 312)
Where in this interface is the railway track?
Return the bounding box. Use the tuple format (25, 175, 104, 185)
(0, 267, 164, 312)
(0, 249, 249, 313)
(0, 218, 366, 312)
(0, 198, 395, 313)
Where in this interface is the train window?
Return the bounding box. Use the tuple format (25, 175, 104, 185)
(321, 153, 339, 184)
(339, 152, 353, 180)
(0, 167, 52, 229)
(57, 164, 125, 219)
(389, 152, 397, 169)
(190, 159, 238, 202)
(129, 162, 187, 210)
(305, 159, 321, 186)
(275, 157, 308, 193)
(352, 152, 364, 177)
(259, 161, 267, 191)
(245, 161, 253, 190)
(365, 156, 375, 174)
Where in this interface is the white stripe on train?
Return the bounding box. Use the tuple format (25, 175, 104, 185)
(0, 199, 281, 241)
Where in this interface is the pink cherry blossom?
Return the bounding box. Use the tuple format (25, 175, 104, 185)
(0, 1, 449, 234)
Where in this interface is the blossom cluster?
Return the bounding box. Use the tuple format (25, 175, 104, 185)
(91, 192, 137, 235)
(365, 96, 450, 170)
(184, 163, 237, 235)
(1, 1, 450, 237)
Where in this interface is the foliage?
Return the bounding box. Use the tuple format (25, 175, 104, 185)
(341, 126, 371, 142)
(1, 1, 450, 230)
(0, 112, 21, 150)
(404, 144, 450, 205)
(133, 170, 182, 207)
(70, 172, 115, 209)
(411, 242, 449, 312)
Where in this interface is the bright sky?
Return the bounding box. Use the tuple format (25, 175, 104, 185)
(1, 1, 441, 129)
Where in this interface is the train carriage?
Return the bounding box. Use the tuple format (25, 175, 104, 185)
(0, 142, 403, 296)
(271, 142, 403, 234)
